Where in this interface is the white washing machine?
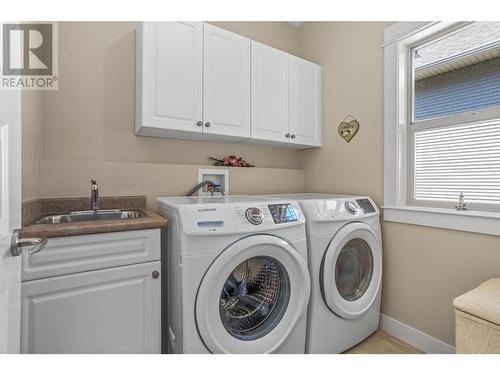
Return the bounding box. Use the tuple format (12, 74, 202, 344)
(266, 193, 382, 353)
(158, 196, 311, 354)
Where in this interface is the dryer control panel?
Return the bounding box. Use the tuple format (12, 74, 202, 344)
(293, 196, 379, 222)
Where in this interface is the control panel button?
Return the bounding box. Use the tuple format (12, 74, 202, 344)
(245, 207, 264, 225)
(345, 201, 358, 215)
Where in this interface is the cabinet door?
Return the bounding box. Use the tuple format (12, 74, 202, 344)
(290, 56, 322, 147)
(137, 22, 203, 133)
(21, 262, 161, 354)
(203, 24, 251, 138)
(251, 41, 290, 143)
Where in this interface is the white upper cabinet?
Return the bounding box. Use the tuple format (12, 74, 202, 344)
(251, 41, 290, 143)
(135, 22, 321, 148)
(203, 24, 251, 138)
(251, 44, 322, 148)
(290, 56, 322, 147)
(136, 22, 203, 136)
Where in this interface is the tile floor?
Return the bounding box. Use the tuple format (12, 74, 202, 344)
(344, 330, 423, 354)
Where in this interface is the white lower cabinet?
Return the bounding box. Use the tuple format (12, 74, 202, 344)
(20, 229, 162, 354)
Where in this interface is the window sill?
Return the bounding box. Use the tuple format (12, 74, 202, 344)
(382, 205, 500, 236)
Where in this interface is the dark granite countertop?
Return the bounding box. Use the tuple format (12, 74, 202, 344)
(20, 196, 167, 239)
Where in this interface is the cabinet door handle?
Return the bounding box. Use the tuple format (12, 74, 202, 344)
(205, 122, 211, 128)
(152, 271, 160, 279)
(10, 229, 48, 257)
(196, 121, 203, 127)
(291, 134, 296, 139)
(285, 133, 290, 138)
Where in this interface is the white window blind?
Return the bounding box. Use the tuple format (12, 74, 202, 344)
(414, 120, 500, 206)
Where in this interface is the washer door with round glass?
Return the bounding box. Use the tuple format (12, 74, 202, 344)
(195, 235, 310, 353)
(321, 222, 382, 320)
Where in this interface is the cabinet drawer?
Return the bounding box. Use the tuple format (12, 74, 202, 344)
(22, 229, 160, 281)
(21, 261, 161, 353)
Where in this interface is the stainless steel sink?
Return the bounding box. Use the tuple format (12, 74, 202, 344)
(35, 209, 145, 225)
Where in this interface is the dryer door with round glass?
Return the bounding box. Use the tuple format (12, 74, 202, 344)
(195, 234, 310, 353)
(321, 222, 382, 320)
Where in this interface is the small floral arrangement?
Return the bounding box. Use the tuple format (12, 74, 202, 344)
(209, 155, 255, 168)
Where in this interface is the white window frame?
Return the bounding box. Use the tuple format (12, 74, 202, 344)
(383, 21, 500, 236)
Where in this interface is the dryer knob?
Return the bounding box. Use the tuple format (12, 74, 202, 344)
(345, 201, 358, 215)
(245, 207, 264, 225)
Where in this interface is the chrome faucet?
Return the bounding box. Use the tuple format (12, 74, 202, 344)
(91, 179, 99, 211)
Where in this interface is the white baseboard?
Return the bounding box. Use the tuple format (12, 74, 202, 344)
(380, 314, 455, 354)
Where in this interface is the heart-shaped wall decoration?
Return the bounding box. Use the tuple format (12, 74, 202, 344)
(338, 116, 359, 143)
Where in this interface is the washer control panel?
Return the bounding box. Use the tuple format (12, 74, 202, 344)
(345, 201, 358, 215)
(245, 207, 264, 225)
(267, 203, 298, 224)
(167, 198, 304, 235)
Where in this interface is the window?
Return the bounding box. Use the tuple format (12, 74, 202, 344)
(410, 22, 500, 211)
(384, 22, 500, 236)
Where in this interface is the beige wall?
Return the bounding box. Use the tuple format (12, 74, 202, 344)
(298, 22, 387, 203)
(41, 22, 300, 169)
(22, 21, 304, 205)
(210, 22, 300, 55)
(382, 222, 500, 346)
(38, 159, 303, 210)
(297, 21, 500, 346)
(21, 91, 42, 201)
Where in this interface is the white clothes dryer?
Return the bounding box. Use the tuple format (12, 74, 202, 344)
(266, 194, 382, 353)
